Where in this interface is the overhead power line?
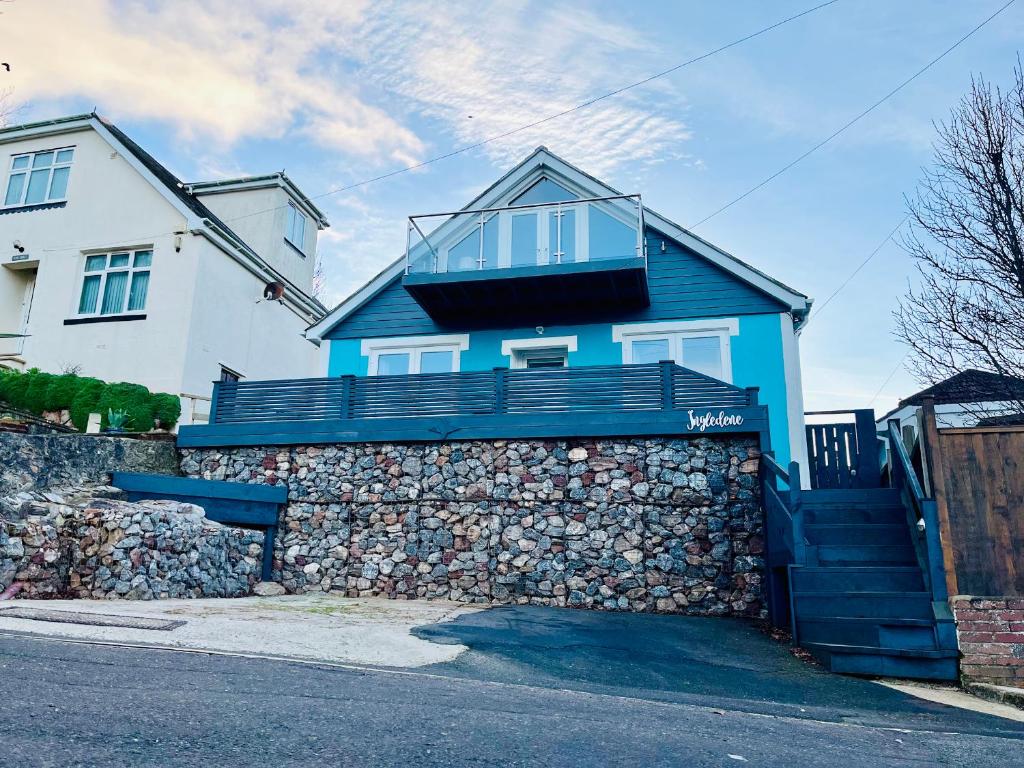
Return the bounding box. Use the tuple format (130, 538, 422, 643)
(804, 215, 908, 327)
(222, 0, 842, 226)
(40, 0, 842, 255)
(688, 0, 1017, 229)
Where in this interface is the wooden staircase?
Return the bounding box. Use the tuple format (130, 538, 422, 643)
(761, 411, 959, 682)
(791, 487, 958, 680)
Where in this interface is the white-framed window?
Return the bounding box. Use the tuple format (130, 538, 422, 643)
(501, 335, 577, 369)
(361, 334, 470, 376)
(613, 319, 738, 382)
(285, 202, 306, 252)
(4, 147, 75, 207)
(77, 248, 153, 316)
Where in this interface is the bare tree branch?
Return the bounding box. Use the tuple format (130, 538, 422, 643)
(896, 61, 1024, 420)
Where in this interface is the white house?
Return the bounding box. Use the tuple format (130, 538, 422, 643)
(877, 368, 1024, 444)
(0, 113, 327, 424)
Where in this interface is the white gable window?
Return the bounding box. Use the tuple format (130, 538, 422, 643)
(285, 201, 306, 252)
(613, 319, 738, 382)
(361, 334, 470, 376)
(77, 249, 152, 316)
(4, 147, 74, 207)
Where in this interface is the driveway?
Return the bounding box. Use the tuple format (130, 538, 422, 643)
(413, 605, 1024, 736)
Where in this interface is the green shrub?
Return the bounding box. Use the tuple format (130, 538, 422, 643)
(4, 372, 32, 410)
(151, 393, 182, 430)
(97, 382, 154, 432)
(0, 369, 20, 403)
(44, 373, 82, 412)
(24, 372, 57, 414)
(70, 379, 107, 431)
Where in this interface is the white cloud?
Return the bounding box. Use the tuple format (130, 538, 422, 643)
(349, 0, 693, 178)
(3, 0, 424, 161)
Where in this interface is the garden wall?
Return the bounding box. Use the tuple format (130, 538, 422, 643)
(180, 436, 765, 616)
(0, 489, 263, 600)
(952, 596, 1024, 686)
(0, 431, 178, 494)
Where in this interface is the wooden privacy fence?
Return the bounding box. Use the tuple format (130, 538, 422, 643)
(209, 362, 757, 425)
(921, 399, 1024, 596)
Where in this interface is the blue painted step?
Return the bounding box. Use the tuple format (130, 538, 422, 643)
(793, 591, 934, 620)
(796, 616, 939, 649)
(803, 642, 959, 681)
(791, 566, 925, 593)
(803, 504, 907, 525)
(811, 543, 917, 567)
(804, 523, 910, 546)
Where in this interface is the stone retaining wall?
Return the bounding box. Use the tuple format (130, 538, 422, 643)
(952, 596, 1024, 685)
(1, 431, 178, 494)
(180, 436, 765, 616)
(0, 487, 263, 600)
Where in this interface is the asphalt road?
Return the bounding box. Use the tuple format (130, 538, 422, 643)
(0, 607, 1022, 768)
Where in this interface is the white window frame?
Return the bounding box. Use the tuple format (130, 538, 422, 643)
(501, 335, 578, 369)
(495, 203, 589, 268)
(285, 201, 307, 253)
(4, 146, 75, 208)
(361, 334, 470, 376)
(612, 319, 738, 383)
(75, 247, 154, 318)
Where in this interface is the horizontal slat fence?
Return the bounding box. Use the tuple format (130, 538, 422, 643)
(210, 362, 756, 425)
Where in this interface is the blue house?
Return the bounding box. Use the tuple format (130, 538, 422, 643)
(305, 147, 811, 469)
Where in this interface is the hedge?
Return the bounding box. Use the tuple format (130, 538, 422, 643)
(0, 368, 181, 431)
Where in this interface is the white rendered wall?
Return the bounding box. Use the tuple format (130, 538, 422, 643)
(181, 236, 319, 416)
(195, 186, 316, 291)
(0, 128, 195, 391)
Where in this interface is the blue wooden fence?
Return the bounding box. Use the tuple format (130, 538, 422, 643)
(179, 361, 767, 448)
(210, 362, 756, 424)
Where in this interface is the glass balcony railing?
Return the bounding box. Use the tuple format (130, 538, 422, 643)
(405, 194, 645, 275)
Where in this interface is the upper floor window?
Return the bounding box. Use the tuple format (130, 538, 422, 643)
(285, 202, 306, 252)
(4, 147, 74, 207)
(78, 248, 152, 316)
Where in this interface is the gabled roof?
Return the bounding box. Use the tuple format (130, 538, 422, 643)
(899, 369, 1024, 408)
(306, 146, 811, 342)
(0, 112, 325, 320)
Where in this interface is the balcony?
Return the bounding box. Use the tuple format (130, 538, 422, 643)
(176, 362, 766, 448)
(402, 195, 649, 325)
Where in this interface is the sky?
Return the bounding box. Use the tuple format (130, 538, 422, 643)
(2, 0, 1022, 415)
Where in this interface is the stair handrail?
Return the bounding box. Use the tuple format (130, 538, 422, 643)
(887, 420, 948, 603)
(760, 453, 806, 566)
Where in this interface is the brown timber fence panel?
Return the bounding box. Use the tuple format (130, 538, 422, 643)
(923, 401, 1024, 596)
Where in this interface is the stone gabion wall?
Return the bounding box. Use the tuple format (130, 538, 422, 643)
(180, 436, 765, 616)
(0, 488, 263, 600)
(1, 431, 179, 494)
(953, 596, 1024, 685)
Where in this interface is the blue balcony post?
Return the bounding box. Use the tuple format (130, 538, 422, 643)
(659, 359, 675, 411)
(745, 387, 760, 406)
(340, 375, 355, 420)
(493, 367, 507, 415)
(209, 381, 222, 424)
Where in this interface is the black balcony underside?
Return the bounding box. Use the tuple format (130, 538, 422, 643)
(402, 257, 649, 325)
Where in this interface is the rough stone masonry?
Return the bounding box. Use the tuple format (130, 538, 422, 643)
(180, 436, 765, 616)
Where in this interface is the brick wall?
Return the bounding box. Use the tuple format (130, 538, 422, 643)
(952, 596, 1024, 685)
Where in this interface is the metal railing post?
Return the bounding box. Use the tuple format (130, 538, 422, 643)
(659, 360, 675, 411)
(340, 375, 355, 420)
(493, 367, 507, 415)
